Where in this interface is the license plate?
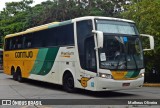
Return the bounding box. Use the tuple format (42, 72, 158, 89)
(122, 83, 130, 87)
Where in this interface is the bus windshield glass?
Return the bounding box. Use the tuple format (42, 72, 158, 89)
(96, 20, 138, 35)
(99, 35, 143, 70)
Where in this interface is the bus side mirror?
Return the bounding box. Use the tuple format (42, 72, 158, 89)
(140, 34, 154, 51)
(92, 30, 104, 49)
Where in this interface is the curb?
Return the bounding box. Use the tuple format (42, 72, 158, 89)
(143, 83, 160, 87)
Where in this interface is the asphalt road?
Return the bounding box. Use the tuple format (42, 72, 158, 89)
(0, 72, 160, 108)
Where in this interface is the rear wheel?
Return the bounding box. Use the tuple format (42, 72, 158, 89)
(11, 67, 17, 80)
(16, 68, 23, 82)
(63, 73, 75, 93)
(13, 73, 17, 80)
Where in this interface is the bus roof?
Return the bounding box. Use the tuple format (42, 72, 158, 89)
(5, 22, 59, 38)
(5, 16, 135, 39)
(73, 16, 135, 23)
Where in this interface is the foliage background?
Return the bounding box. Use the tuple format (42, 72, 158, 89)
(0, 0, 160, 82)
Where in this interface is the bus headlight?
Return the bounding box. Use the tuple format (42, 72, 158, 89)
(99, 73, 113, 79)
(139, 73, 144, 78)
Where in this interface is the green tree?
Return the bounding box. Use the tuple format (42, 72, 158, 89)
(26, 0, 118, 27)
(1, 0, 33, 17)
(0, 0, 33, 45)
(121, 0, 160, 81)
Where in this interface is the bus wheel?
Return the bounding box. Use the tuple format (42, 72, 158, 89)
(17, 69, 23, 82)
(63, 73, 75, 93)
(11, 67, 17, 80)
(13, 73, 17, 81)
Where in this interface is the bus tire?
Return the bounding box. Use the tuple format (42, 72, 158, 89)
(16, 68, 23, 82)
(63, 73, 75, 93)
(13, 73, 17, 81)
(11, 67, 17, 80)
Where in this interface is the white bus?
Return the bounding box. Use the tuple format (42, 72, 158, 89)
(3, 16, 154, 92)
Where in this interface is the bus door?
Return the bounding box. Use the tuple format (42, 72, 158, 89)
(79, 36, 97, 89)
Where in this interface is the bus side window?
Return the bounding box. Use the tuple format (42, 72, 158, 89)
(23, 34, 32, 48)
(12, 38, 16, 50)
(27, 42, 31, 48)
(5, 39, 9, 50)
(84, 37, 97, 72)
(77, 20, 93, 70)
(17, 36, 23, 49)
(25, 38, 32, 48)
(9, 39, 13, 50)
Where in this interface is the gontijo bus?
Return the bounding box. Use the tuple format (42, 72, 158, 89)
(3, 16, 154, 92)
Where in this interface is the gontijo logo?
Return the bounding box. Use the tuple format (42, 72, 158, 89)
(15, 51, 33, 58)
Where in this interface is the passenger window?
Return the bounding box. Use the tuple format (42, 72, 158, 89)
(23, 33, 33, 48)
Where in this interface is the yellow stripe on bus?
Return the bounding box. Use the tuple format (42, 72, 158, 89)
(3, 49, 39, 78)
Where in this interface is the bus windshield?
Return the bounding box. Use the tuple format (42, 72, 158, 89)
(96, 20, 138, 35)
(96, 20, 143, 70)
(99, 35, 143, 70)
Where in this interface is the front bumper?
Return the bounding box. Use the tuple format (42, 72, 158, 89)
(94, 77, 144, 91)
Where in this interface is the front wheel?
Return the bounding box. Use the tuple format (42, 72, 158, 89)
(63, 73, 75, 93)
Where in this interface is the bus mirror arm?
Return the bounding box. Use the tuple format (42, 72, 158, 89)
(92, 30, 104, 49)
(140, 34, 154, 51)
